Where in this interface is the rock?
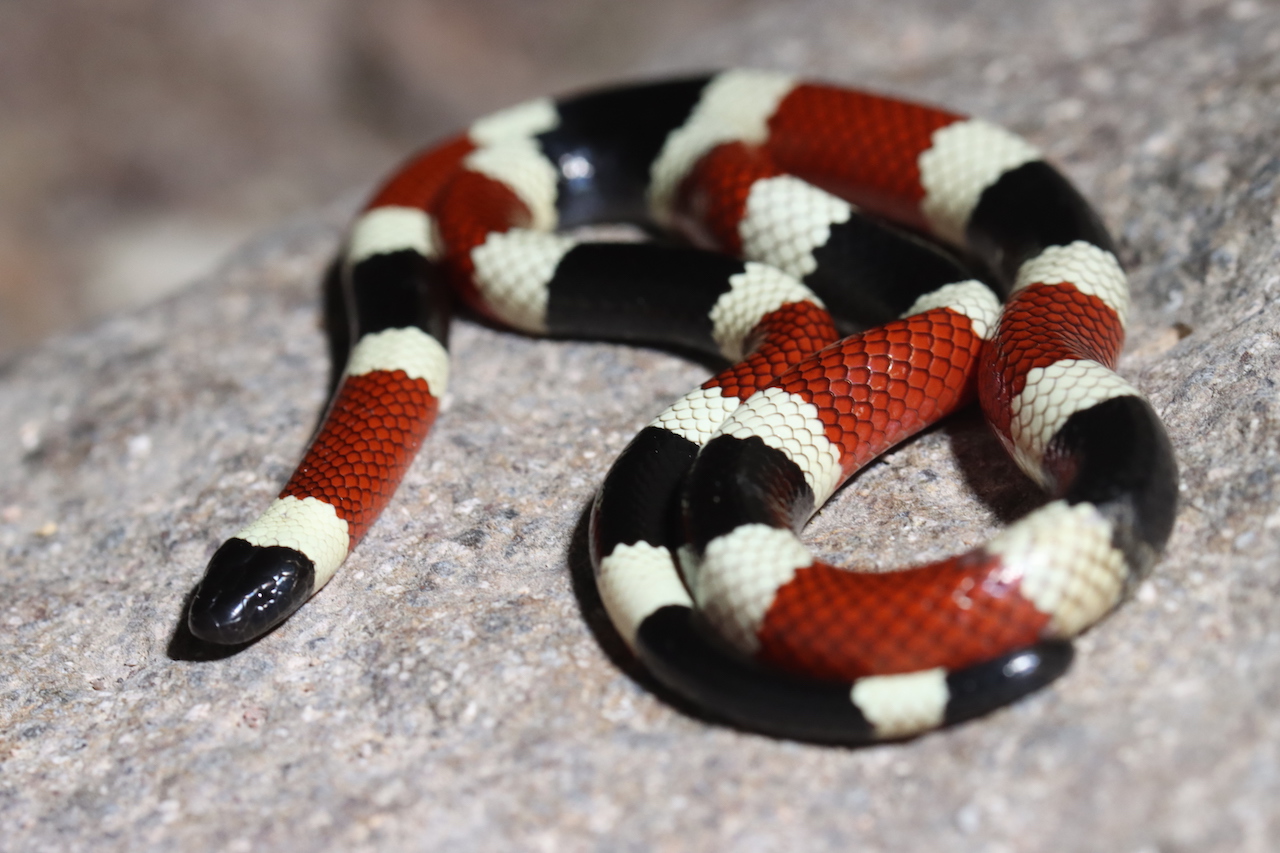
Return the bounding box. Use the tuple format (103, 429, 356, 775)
(2, 2, 1278, 850)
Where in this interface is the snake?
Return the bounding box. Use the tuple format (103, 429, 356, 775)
(187, 69, 1178, 742)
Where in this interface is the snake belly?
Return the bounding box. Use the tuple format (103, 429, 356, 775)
(187, 69, 1177, 743)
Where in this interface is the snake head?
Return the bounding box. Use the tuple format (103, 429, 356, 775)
(187, 538, 316, 645)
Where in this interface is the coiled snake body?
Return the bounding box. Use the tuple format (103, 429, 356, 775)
(189, 70, 1177, 742)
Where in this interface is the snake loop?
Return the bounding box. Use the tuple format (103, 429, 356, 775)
(188, 70, 1177, 742)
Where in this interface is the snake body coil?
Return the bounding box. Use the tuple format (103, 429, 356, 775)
(188, 71, 1177, 742)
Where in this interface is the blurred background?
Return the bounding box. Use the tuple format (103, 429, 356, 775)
(0, 0, 772, 358)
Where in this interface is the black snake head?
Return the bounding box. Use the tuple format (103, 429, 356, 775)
(187, 538, 316, 645)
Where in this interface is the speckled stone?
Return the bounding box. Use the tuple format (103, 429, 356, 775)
(2, 2, 1279, 851)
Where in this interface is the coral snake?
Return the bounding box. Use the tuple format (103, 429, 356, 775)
(188, 70, 1177, 742)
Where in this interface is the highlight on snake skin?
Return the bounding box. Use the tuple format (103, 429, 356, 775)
(186, 69, 1177, 743)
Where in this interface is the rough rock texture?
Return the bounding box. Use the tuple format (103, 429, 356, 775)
(2, 2, 1278, 851)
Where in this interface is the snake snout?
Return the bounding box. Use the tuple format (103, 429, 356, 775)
(188, 538, 316, 645)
